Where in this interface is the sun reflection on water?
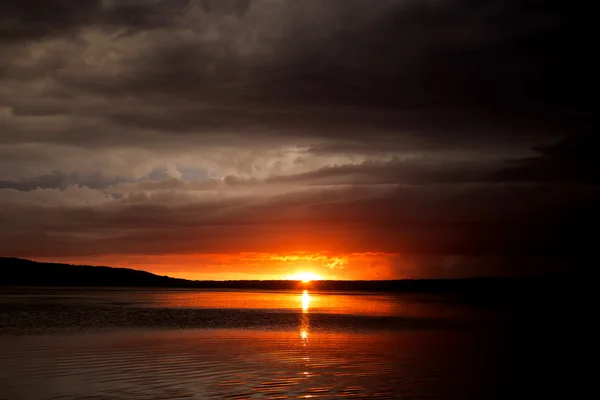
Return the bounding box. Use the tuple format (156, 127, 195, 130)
(301, 290, 311, 313)
(300, 290, 311, 346)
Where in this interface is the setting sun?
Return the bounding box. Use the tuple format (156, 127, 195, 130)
(287, 272, 323, 282)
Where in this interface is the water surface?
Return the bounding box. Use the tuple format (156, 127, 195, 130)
(0, 288, 541, 399)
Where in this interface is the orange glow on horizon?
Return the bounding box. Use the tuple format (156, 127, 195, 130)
(31, 251, 400, 280)
(287, 271, 323, 282)
(269, 254, 348, 269)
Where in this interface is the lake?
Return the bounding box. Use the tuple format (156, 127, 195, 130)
(0, 287, 572, 399)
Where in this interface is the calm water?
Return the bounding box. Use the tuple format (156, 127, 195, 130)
(0, 288, 560, 399)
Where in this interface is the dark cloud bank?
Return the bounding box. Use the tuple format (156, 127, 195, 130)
(0, 0, 595, 278)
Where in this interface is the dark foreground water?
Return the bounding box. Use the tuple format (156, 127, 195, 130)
(0, 288, 575, 399)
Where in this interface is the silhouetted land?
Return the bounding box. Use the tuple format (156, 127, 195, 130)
(0, 257, 574, 299)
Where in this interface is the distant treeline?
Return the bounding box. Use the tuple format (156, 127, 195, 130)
(0, 257, 571, 295)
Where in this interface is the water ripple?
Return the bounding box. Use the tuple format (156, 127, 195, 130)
(1, 329, 496, 399)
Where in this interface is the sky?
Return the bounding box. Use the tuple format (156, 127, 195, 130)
(0, 0, 595, 280)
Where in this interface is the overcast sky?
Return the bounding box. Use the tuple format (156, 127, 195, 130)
(0, 0, 595, 279)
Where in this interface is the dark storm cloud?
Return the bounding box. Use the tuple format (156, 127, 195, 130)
(267, 159, 493, 186)
(3, 0, 591, 143)
(0, 1, 594, 277)
(0, 0, 251, 42)
(0, 1, 177, 42)
(155, 0, 591, 133)
(0, 171, 122, 191)
(2, 183, 597, 278)
(491, 133, 600, 186)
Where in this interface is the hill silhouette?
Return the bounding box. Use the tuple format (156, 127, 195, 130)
(0, 257, 573, 297)
(0, 257, 188, 287)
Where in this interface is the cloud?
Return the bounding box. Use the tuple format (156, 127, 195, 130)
(490, 132, 600, 186)
(0, 0, 192, 43)
(1, 181, 597, 261)
(2, 1, 591, 139)
(0, 185, 112, 207)
(0, 1, 594, 277)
